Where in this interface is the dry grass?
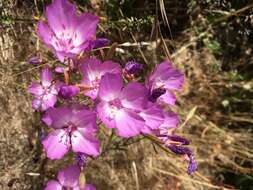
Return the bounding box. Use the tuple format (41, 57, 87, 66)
(0, 0, 252, 190)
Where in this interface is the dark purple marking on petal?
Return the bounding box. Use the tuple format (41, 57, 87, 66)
(149, 88, 166, 102)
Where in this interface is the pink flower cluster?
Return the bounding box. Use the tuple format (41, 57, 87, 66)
(28, 0, 197, 189)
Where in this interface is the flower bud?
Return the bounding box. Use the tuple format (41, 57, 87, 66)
(59, 85, 80, 99)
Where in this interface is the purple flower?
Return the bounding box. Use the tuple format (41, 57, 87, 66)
(28, 66, 59, 111)
(59, 85, 80, 99)
(97, 73, 148, 137)
(146, 61, 184, 105)
(123, 61, 143, 75)
(44, 165, 96, 190)
(80, 58, 121, 99)
(42, 104, 100, 159)
(37, 0, 100, 62)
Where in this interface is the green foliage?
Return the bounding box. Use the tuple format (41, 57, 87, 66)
(106, 16, 154, 32)
(0, 15, 12, 25)
(203, 38, 222, 55)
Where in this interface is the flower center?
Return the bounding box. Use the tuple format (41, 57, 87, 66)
(89, 77, 100, 95)
(107, 99, 122, 120)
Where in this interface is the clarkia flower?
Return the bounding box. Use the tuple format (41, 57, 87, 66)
(42, 104, 100, 159)
(146, 61, 184, 105)
(28, 66, 59, 111)
(37, 0, 102, 62)
(44, 165, 96, 190)
(97, 73, 148, 137)
(80, 58, 121, 99)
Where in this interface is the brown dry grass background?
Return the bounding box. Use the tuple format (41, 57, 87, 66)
(0, 0, 253, 189)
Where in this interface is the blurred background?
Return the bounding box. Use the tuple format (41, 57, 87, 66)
(0, 0, 252, 189)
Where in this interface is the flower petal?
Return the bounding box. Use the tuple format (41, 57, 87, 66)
(41, 94, 57, 111)
(120, 82, 148, 110)
(32, 99, 41, 110)
(140, 104, 164, 130)
(41, 66, 53, 87)
(42, 129, 70, 159)
(42, 106, 72, 128)
(71, 130, 100, 156)
(99, 60, 121, 75)
(46, 0, 77, 35)
(57, 165, 80, 188)
(97, 102, 116, 129)
(73, 13, 99, 47)
(37, 21, 54, 47)
(71, 108, 97, 130)
(161, 112, 179, 129)
(158, 90, 176, 105)
(44, 180, 62, 190)
(98, 73, 123, 102)
(115, 109, 145, 137)
(80, 58, 102, 82)
(28, 82, 43, 96)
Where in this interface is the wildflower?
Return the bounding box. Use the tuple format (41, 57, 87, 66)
(97, 73, 148, 137)
(28, 66, 60, 111)
(44, 165, 96, 190)
(123, 61, 143, 76)
(80, 58, 121, 99)
(42, 104, 100, 159)
(37, 0, 102, 62)
(146, 61, 184, 105)
(59, 85, 80, 99)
